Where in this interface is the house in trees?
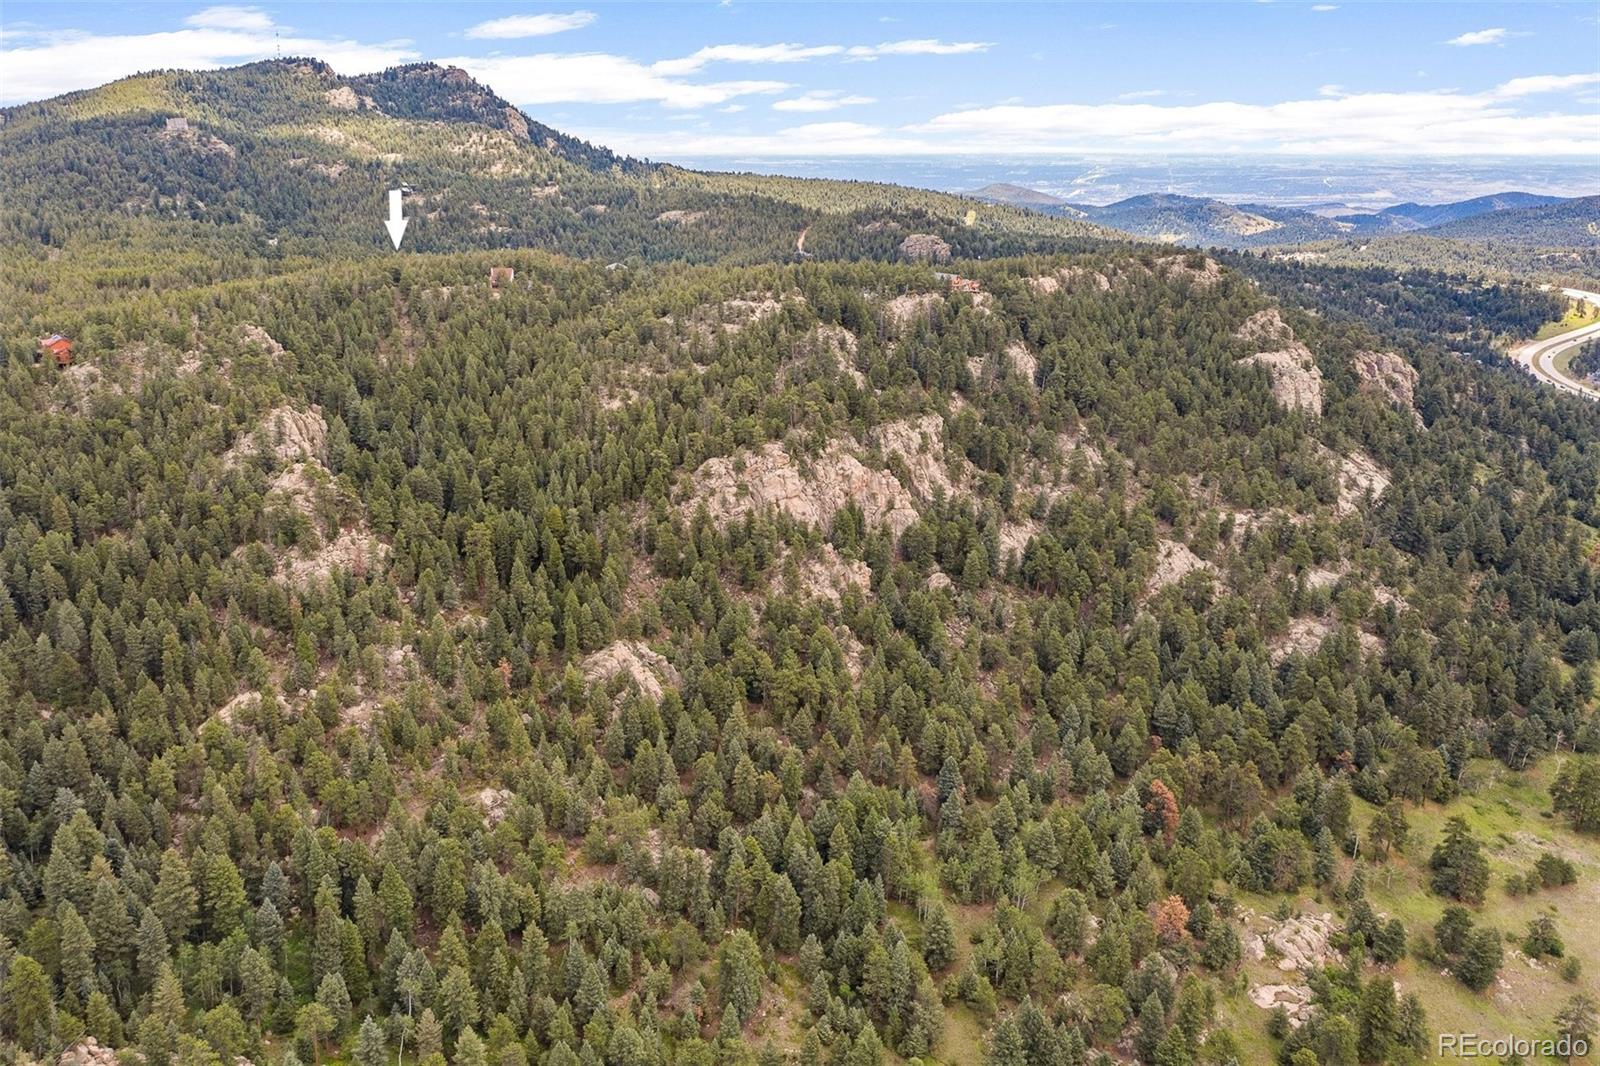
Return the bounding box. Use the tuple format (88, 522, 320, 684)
(166, 116, 189, 131)
(38, 334, 73, 367)
(489, 266, 515, 290)
(935, 272, 983, 294)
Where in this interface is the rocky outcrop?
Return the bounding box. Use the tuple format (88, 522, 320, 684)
(267, 462, 332, 522)
(324, 86, 360, 110)
(876, 415, 963, 500)
(581, 641, 680, 703)
(1242, 349, 1323, 417)
(1237, 309, 1323, 418)
(1146, 539, 1214, 595)
(229, 407, 390, 589)
(226, 404, 328, 468)
(899, 233, 951, 263)
(1249, 983, 1314, 1028)
(1003, 340, 1037, 385)
(1352, 350, 1422, 426)
(883, 292, 944, 334)
(273, 529, 389, 589)
(686, 440, 921, 537)
(477, 787, 514, 824)
(1263, 912, 1339, 972)
(58, 1038, 120, 1066)
(214, 691, 261, 728)
(997, 518, 1041, 565)
(781, 325, 865, 389)
(1154, 254, 1223, 287)
(1271, 616, 1384, 663)
(1026, 266, 1110, 295)
(787, 544, 871, 605)
(1321, 445, 1391, 516)
(1235, 308, 1293, 347)
(655, 209, 707, 226)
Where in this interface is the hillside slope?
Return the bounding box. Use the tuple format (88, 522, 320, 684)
(1423, 194, 1600, 246)
(0, 58, 1121, 273)
(4, 56, 1600, 1066)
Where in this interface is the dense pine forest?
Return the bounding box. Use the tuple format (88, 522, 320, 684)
(2, 58, 1599, 1066)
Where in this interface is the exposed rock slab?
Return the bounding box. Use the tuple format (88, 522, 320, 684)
(477, 787, 515, 825)
(226, 404, 328, 468)
(581, 640, 680, 703)
(1236, 308, 1324, 417)
(1322, 445, 1391, 516)
(1353, 350, 1422, 426)
(1146, 539, 1214, 595)
(883, 292, 944, 334)
(1003, 339, 1038, 385)
(1026, 266, 1110, 294)
(787, 544, 871, 605)
(1248, 983, 1313, 1028)
(875, 414, 963, 499)
(686, 440, 921, 537)
(899, 233, 951, 263)
(273, 529, 388, 589)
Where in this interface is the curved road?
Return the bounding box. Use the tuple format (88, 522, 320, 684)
(1511, 288, 1600, 400)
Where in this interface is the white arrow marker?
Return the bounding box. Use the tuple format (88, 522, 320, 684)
(385, 188, 409, 250)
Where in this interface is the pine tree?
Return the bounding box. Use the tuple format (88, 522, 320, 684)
(922, 904, 958, 970)
(1429, 816, 1490, 904)
(717, 930, 764, 1025)
(1456, 928, 1503, 992)
(153, 848, 199, 945)
(1, 954, 55, 1057)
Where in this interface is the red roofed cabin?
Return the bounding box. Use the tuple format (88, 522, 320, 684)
(38, 334, 73, 367)
(947, 276, 982, 294)
(489, 266, 515, 289)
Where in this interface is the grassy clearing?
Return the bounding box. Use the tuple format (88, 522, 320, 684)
(1534, 301, 1600, 340)
(1218, 759, 1597, 1063)
(1347, 759, 1599, 1061)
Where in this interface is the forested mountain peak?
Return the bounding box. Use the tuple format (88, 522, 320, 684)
(342, 62, 638, 174)
(0, 58, 1121, 283)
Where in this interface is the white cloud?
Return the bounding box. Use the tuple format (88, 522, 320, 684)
(184, 6, 274, 31)
(1447, 27, 1510, 46)
(590, 119, 933, 157)
(654, 38, 989, 74)
(910, 83, 1600, 155)
(845, 39, 991, 59)
(1310, 4, 1338, 11)
(464, 11, 596, 40)
(772, 89, 875, 112)
(1490, 72, 1600, 98)
(441, 52, 787, 108)
(654, 43, 843, 75)
(0, 20, 418, 103)
(1116, 89, 1168, 101)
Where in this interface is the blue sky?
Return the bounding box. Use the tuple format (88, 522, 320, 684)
(4, 2, 1598, 157)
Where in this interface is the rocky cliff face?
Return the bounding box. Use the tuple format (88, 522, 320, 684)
(1235, 308, 1324, 418)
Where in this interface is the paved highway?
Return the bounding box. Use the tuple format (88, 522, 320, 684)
(1511, 288, 1600, 400)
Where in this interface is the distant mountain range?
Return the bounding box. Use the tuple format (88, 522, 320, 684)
(965, 184, 1596, 248)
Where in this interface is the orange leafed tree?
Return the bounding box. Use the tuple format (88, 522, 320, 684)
(1146, 779, 1180, 844)
(1154, 895, 1191, 944)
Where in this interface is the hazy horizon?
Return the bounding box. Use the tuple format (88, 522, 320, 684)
(661, 154, 1600, 210)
